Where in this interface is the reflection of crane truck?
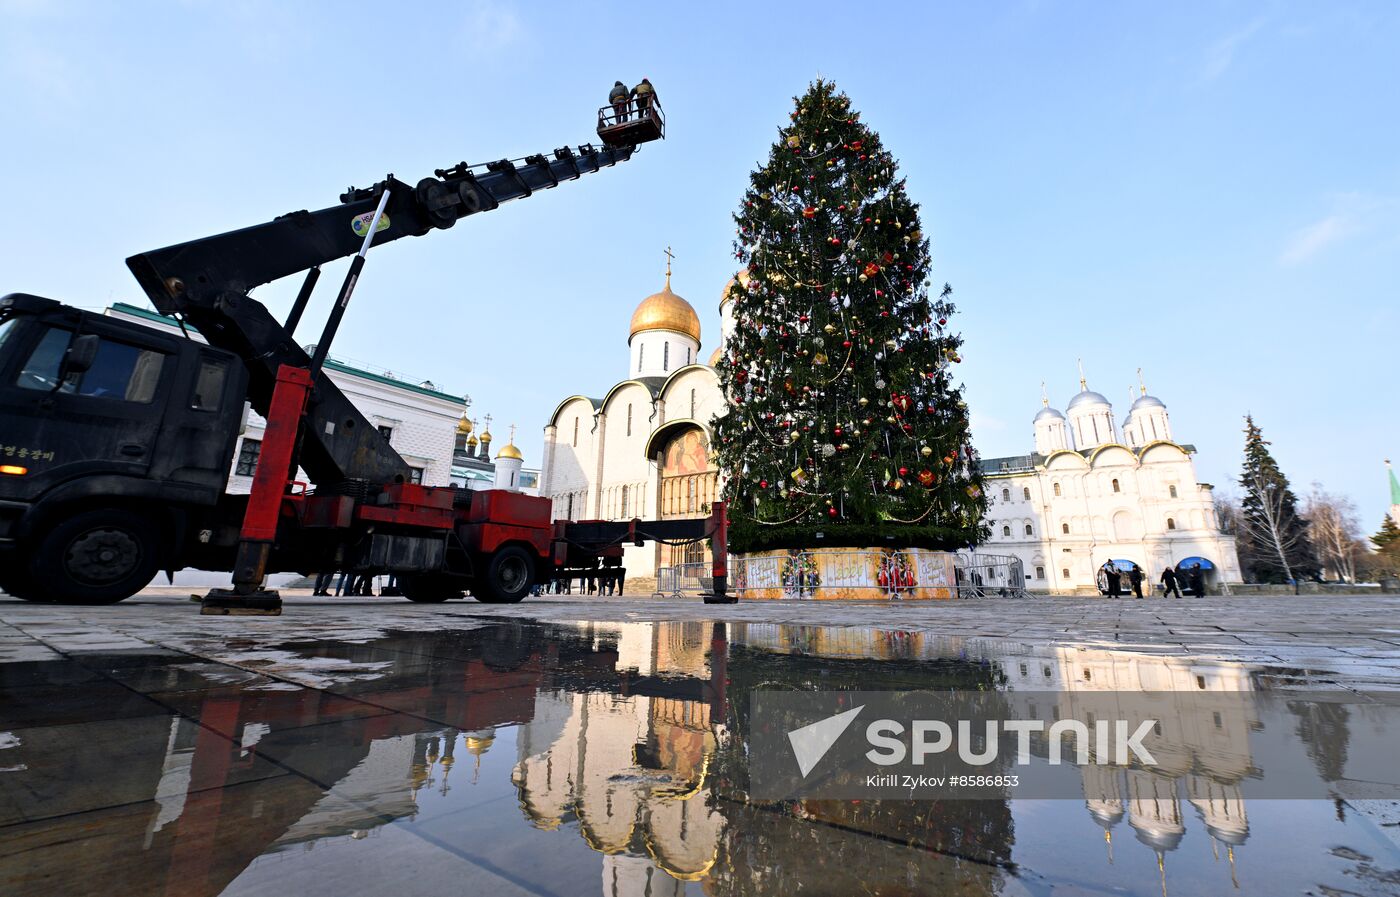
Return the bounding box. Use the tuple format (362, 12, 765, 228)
(0, 94, 731, 612)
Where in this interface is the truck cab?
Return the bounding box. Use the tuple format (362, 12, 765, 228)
(0, 293, 248, 602)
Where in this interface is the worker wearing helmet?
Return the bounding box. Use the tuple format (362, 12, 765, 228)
(609, 80, 630, 123)
(632, 78, 656, 120)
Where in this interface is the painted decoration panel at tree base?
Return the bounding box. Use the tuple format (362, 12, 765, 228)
(731, 547, 957, 600)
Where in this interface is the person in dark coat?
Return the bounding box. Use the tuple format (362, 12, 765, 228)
(632, 78, 656, 118)
(1161, 566, 1182, 599)
(1189, 564, 1206, 598)
(608, 80, 630, 122)
(1103, 563, 1121, 598)
(313, 571, 334, 596)
(1129, 566, 1144, 599)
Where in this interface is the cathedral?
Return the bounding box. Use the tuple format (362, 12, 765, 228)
(538, 265, 1241, 593)
(978, 369, 1242, 593)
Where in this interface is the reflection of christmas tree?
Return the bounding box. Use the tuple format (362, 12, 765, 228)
(712, 80, 986, 553)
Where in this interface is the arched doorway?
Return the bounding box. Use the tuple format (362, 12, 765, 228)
(649, 424, 718, 569)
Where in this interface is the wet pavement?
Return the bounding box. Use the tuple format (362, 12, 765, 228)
(3, 590, 1400, 896)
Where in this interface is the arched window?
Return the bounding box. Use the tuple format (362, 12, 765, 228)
(638, 344, 644, 372)
(663, 342, 669, 371)
(1112, 478, 1121, 493)
(1166, 517, 1176, 530)
(1002, 525, 1011, 537)
(686, 347, 691, 365)
(1025, 524, 1033, 536)
(690, 388, 696, 418)
(1023, 487, 1031, 500)
(1169, 484, 1178, 498)
(626, 403, 633, 436)
(1062, 522, 1070, 534)
(1053, 482, 1062, 497)
(1001, 487, 1010, 502)
(572, 418, 579, 447)
(1062, 568, 1070, 579)
(621, 484, 630, 517)
(1035, 566, 1045, 579)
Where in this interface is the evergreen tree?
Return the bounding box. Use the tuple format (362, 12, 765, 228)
(1374, 516, 1400, 551)
(1238, 415, 1318, 582)
(712, 81, 986, 553)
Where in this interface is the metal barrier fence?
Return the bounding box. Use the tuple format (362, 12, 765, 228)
(655, 550, 1034, 600)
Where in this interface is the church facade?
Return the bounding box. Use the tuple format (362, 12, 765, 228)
(538, 270, 1241, 592)
(978, 374, 1242, 593)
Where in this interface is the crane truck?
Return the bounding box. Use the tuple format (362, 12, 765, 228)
(0, 95, 732, 614)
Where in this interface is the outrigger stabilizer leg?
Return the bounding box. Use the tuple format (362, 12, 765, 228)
(202, 190, 391, 615)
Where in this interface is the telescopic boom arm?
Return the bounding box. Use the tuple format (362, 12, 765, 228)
(123, 142, 638, 489)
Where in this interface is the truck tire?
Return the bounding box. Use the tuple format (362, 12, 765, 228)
(399, 574, 461, 603)
(30, 509, 160, 605)
(473, 546, 533, 604)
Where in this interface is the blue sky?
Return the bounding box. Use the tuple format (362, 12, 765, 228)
(2, 1, 1396, 529)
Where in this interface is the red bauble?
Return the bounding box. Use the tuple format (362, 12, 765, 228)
(803, 207, 816, 218)
(828, 507, 838, 517)
(898, 466, 909, 477)
(760, 480, 768, 489)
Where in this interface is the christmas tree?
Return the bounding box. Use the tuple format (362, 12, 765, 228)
(712, 80, 986, 553)
(1238, 415, 1318, 582)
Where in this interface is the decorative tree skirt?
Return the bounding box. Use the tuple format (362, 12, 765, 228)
(730, 546, 959, 600)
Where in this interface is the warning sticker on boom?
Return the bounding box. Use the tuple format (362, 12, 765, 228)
(351, 212, 391, 237)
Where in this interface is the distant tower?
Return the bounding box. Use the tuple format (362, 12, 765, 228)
(1066, 360, 1117, 451)
(495, 424, 524, 491)
(1388, 460, 1400, 527)
(1034, 381, 1071, 454)
(1122, 369, 1172, 448)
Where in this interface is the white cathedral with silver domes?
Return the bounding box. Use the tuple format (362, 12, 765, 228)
(981, 364, 1242, 593)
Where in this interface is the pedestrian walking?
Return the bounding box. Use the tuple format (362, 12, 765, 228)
(313, 570, 334, 596)
(334, 570, 353, 597)
(1103, 562, 1121, 598)
(632, 78, 656, 119)
(1189, 564, 1206, 598)
(1161, 566, 1182, 599)
(1129, 566, 1144, 599)
(608, 80, 630, 122)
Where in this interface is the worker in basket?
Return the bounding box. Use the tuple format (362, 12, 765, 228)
(633, 78, 656, 119)
(609, 80, 630, 123)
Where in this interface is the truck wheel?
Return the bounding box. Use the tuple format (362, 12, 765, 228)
(30, 509, 160, 605)
(474, 546, 533, 604)
(399, 574, 461, 603)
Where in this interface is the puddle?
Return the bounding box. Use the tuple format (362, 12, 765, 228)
(0, 620, 1398, 896)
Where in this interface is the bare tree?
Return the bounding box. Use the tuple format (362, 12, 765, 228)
(1303, 485, 1363, 583)
(1239, 473, 1314, 582)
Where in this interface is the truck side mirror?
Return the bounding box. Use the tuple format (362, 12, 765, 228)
(64, 334, 100, 375)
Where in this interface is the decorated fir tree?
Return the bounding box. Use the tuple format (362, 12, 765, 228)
(711, 80, 986, 553)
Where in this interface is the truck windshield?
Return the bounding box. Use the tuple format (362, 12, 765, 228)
(0, 317, 15, 355)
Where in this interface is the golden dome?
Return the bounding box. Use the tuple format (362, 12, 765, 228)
(708, 346, 723, 366)
(466, 434, 478, 446)
(456, 414, 473, 436)
(480, 429, 492, 443)
(497, 442, 523, 461)
(720, 269, 751, 309)
(630, 277, 701, 344)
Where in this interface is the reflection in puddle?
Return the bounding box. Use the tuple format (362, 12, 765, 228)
(0, 621, 1398, 896)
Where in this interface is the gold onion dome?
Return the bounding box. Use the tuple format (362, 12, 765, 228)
(630, 276, 701, 344)
(720, 268, 751, 308)
(497, 442, 523, 461)
(456, 414, 473, 436)
(708, 346, 723, 366)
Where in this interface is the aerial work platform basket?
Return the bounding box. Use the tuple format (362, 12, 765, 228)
(597, 96, 665, 147)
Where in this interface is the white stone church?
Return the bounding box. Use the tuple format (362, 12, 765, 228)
(538, 268, 1241, 593)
